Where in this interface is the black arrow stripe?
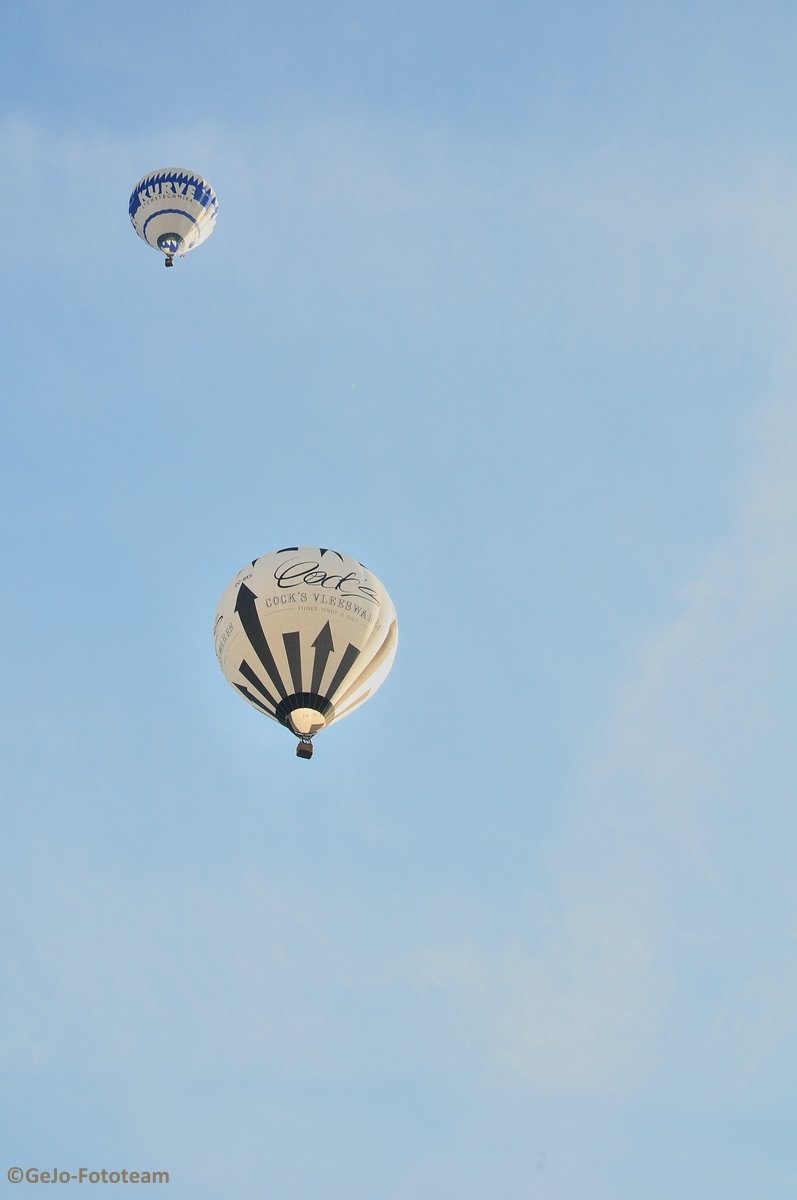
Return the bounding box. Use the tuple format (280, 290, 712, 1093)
(239, 659, 279, 712)
(310, 620, 334, 694)
(324, 643, 361, 700)
(234, 583, 288, 699)
(282, 631, 303, 695)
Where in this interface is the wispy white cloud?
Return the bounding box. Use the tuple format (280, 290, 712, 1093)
(478, 380, 797, 1097)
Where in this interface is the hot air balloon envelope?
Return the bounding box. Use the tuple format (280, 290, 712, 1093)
(214, 547, 398, 756)
(129, 168, 218, 265)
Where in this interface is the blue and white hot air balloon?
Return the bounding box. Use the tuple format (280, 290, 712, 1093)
(215, 547, 399, 759)
(129, 168, 218, 267)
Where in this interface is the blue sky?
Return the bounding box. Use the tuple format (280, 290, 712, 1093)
(2, 2, 796, 1197)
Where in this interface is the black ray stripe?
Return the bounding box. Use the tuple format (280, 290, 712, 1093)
(324, 643, 361, 700)
(282, 631, 303, 694)
(234, 684, 274, 715)
(234, 583, 288, 699)
(239, 659, 279, 713)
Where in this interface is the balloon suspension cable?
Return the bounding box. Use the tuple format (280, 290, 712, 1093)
(164, 254, 174, 268)
(296, 735, 314, 761)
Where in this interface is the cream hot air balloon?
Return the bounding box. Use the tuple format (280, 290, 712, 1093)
(129, 168, 218, 267)
(214, 547, 398, 759)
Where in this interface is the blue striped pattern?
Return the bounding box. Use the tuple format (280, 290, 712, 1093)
(142, 207, 198, 241)
(129, 169, 217, 222)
